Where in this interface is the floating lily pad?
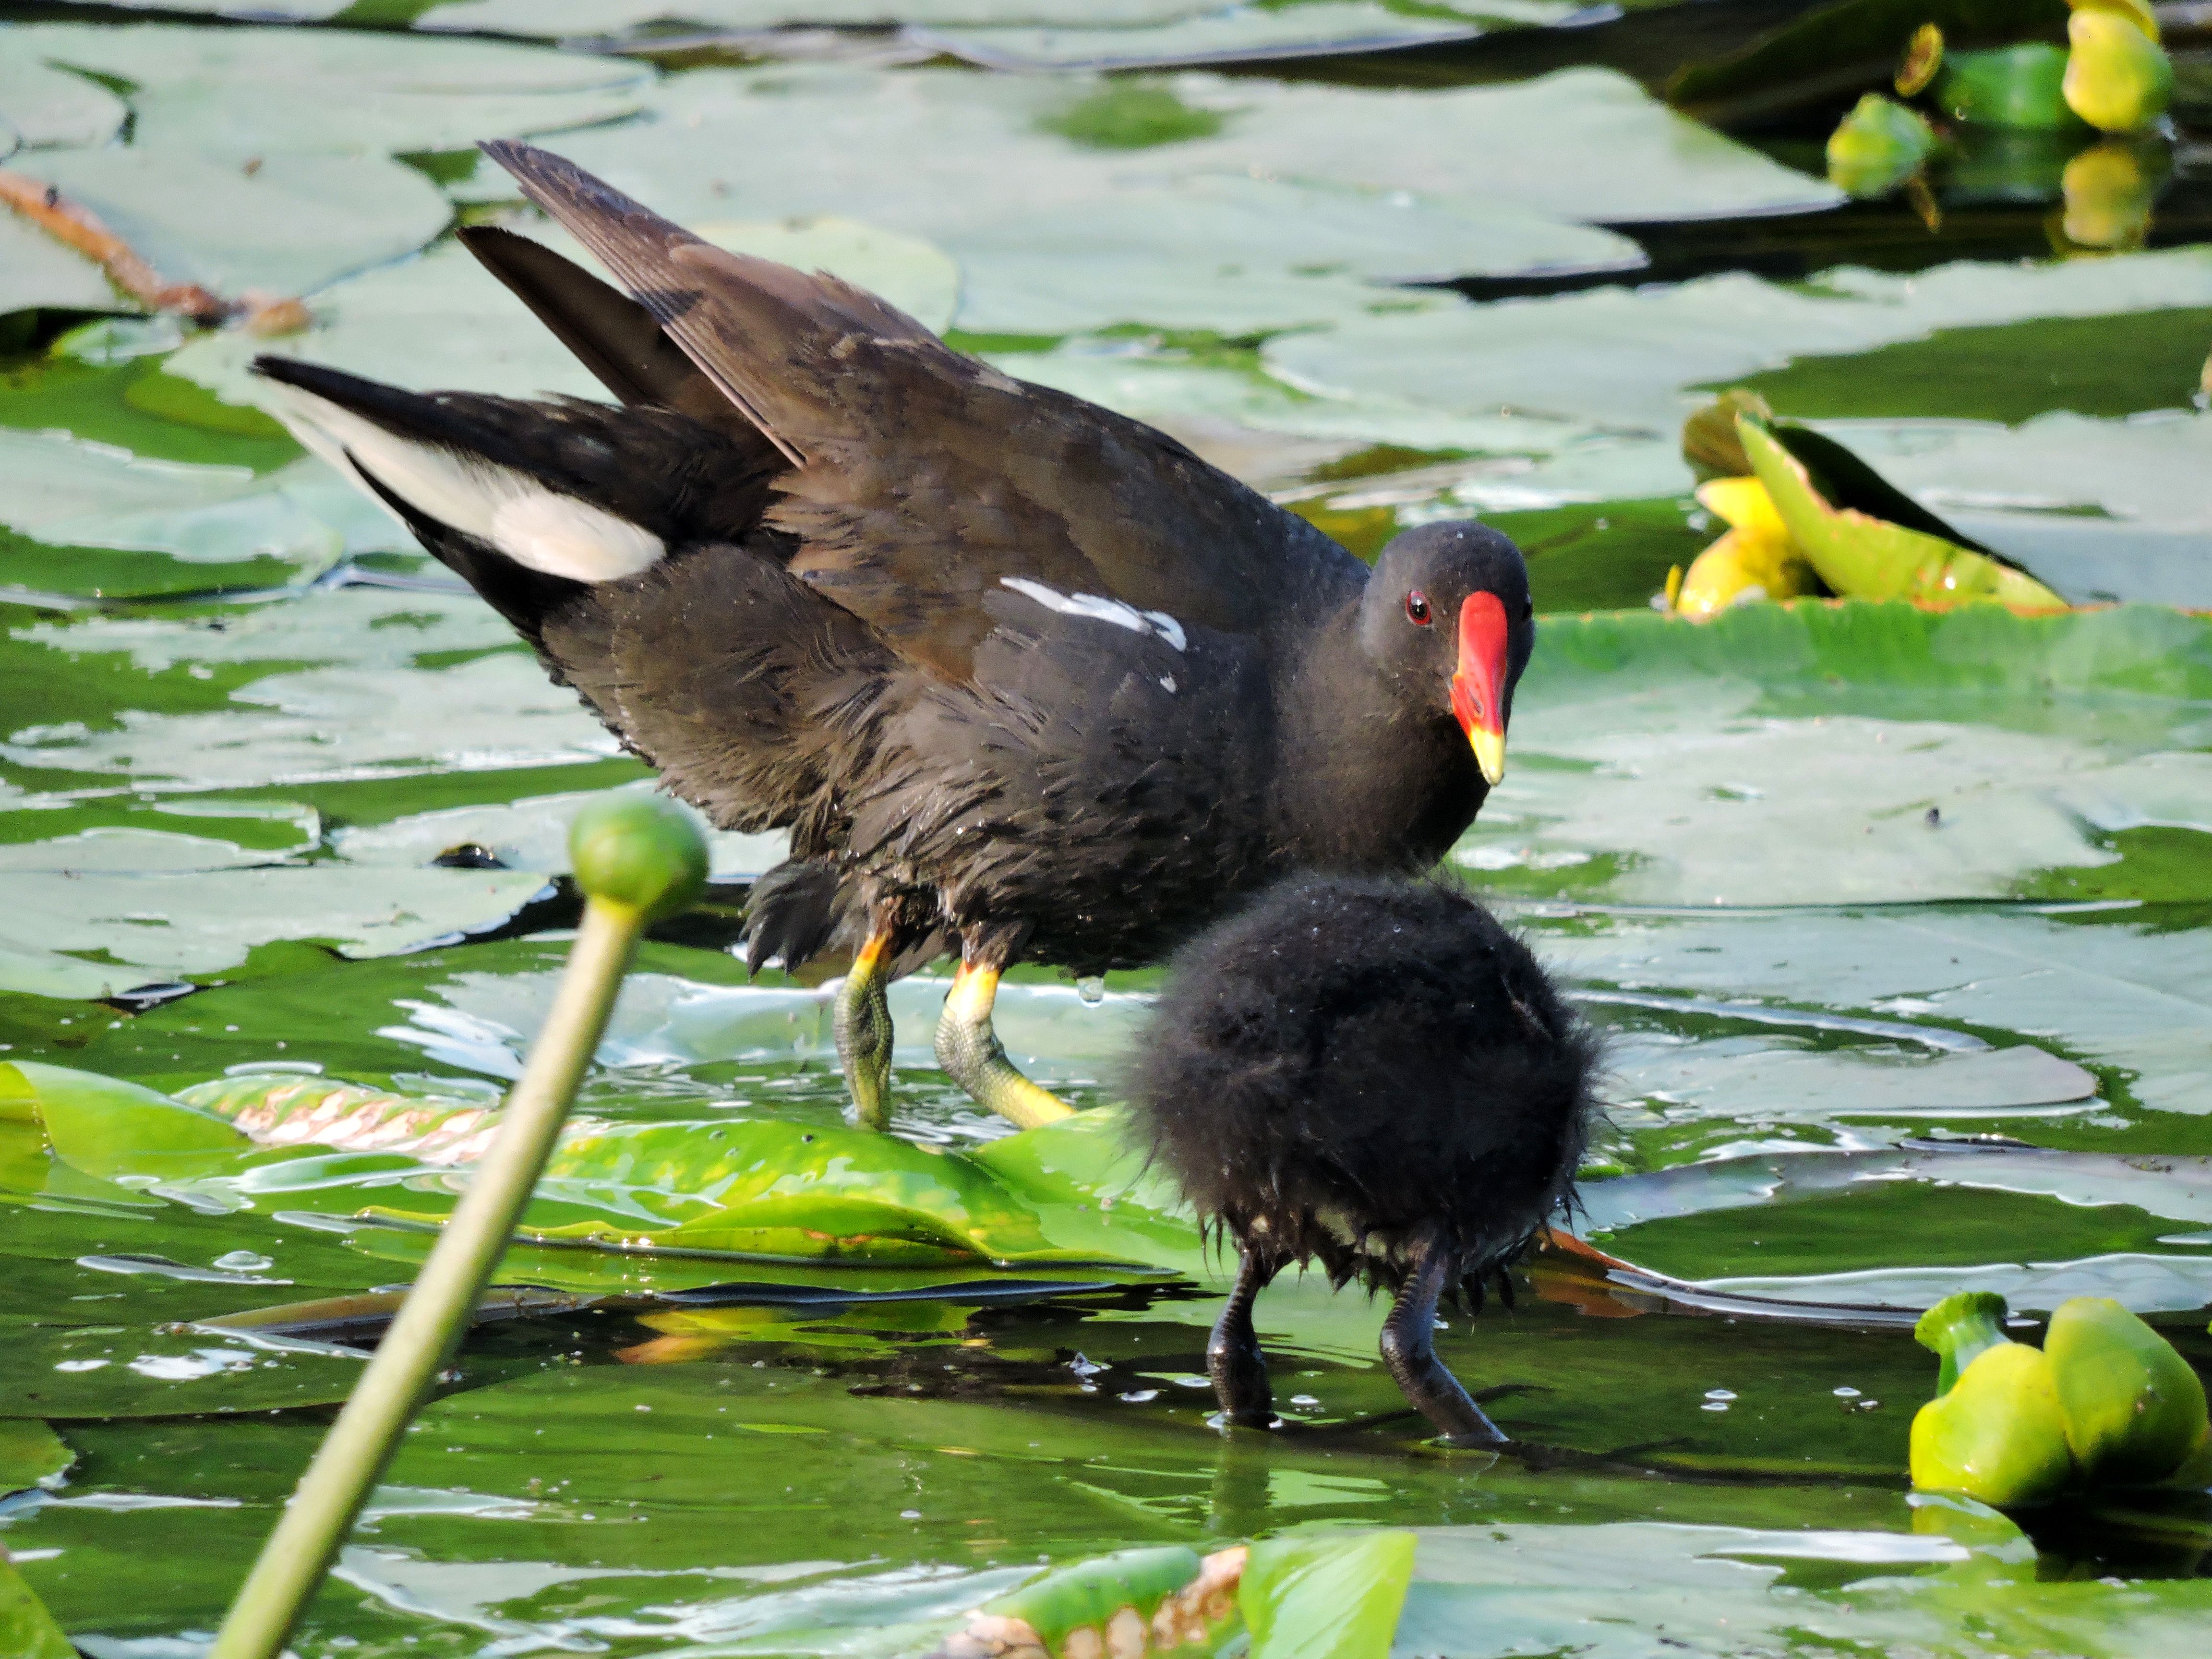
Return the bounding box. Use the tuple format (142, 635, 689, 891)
(6, 148, 452, 305)
(920, 2, 1484, 72)
(0, 214, 123, 322)
(1398, 1511, 2212, 1658)
(1264, 246, 2212, 443)
(0, 54, 129, 150)
(170, 216, 963, 410)
(1539, 900, 2212, 1123)
(0, 1419, 71, 1496)
(0, 863, 554, 998)
(3, 23, 650, 163)
(418, 0, 1217, 36)
(1473, 601, 2212, 909)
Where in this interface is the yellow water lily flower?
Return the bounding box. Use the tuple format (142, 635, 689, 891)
(1670, 476, 1822, 618)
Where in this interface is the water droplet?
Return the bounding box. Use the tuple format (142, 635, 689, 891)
(1832, 1386, 1862, 1398)
(1701, 1401, 1730, 1412)
(1118, 1389, 1160, 1403)
(213, 1251, 272, 1273)
(1077, 976, 1105, 1005)
(901, 1509, 922, 1520)
(1290, 1395, 1321, 1407)
(1704, 1389, 1735, 1401)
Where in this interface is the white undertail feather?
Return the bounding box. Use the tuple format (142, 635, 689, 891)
(265, 381, 665, 582)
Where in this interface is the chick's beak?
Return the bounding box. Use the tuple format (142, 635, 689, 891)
(1450, 591, 1510, 787)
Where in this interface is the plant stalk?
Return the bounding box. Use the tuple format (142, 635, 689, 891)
(209, 899, 643, 1659)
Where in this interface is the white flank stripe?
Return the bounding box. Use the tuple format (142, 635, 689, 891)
(265, 382, 664, 582)
(1000, 577, 1187, 653)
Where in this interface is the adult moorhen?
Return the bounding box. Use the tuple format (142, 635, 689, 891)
(1128, 875, 1598, 1444)
(253, 141, 1536, 1132)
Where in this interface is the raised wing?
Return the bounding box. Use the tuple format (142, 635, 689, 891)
(478, 140, 1366, 681)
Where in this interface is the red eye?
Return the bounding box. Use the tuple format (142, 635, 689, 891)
(1405, 589, 1432, 625)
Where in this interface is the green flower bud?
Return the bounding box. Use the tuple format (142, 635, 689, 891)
(2063, 11, 2173, 133)
(1916, 1291, 2013, 1396)
(1826, 95, 1939, 199)
(2044, 1297, 2209, 1487)
(1935, 44, 2076, 129)
(567, 793, 709, 923)
(1910, 1342, 2077, 1508)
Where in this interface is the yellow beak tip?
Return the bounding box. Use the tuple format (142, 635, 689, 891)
(1471, 731, 1508, 788)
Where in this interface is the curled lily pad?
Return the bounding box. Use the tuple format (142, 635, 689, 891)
(105, 1065, 1192, 1271)
(1737, 414, 2066, 608)
(0, 1551, 73, 1659)
(1242, 1531, 1416, 1659)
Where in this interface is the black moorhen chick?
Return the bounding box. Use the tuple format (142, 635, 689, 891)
(252, 141, 1536, 1133)
(1129, 875, 1598, 1445)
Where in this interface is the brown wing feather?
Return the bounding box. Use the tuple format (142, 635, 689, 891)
(478, 140, 1365, 682)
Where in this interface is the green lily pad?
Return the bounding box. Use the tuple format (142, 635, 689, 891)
(4, 22, 650, 163)
(417, 0, 1218, 36)
(0, 1419, 72, 1496)
(0, 862, 556, 998)
(1469, 601, 2209, 907)
(170, 216, 963, 410)
(7, 147, 453, 304)
(1242, 1530, 1415, 1659)
(0, 1551, 72, 1659)
(0, 54, 129, 150)
(0, 214, 125, 323)
(921, 2, 1487, 72)
(1264, 246, 2212, 445)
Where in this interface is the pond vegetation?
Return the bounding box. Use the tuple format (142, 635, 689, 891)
(5, 0, 2212, 1652)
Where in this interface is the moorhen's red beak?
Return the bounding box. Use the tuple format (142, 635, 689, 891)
(1450, 592, 1509, 786)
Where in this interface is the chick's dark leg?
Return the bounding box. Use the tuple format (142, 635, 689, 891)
(1381, 1237, 1507, 1447)
(1208, 1247, 1280, 1430)
(933, 932, 1074, 1130)
(833, 916, 905, 1131)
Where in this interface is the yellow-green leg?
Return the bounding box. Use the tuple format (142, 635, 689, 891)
(833, 927, 898, 1131)
(933, 959, 1075, 1130)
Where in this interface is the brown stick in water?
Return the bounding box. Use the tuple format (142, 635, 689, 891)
(0, 166, 305, 333)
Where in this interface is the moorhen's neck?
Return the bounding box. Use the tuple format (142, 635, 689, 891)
(1266, 597, 1485, 874)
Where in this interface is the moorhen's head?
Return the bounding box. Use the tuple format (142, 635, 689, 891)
(1359, 522, 1533, 786)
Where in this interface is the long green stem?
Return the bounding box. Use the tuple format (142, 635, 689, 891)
(210, 900, 643, 1659)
